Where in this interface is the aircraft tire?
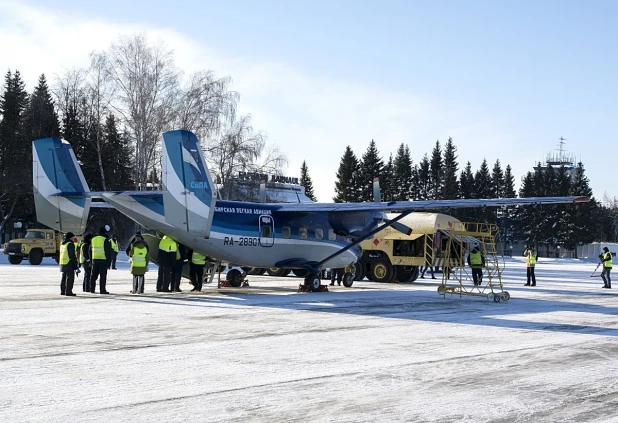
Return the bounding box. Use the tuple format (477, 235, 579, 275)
(342, 272, 354, 288)
(370, 260, 393, 283)
(227, 269, 244, 287)
(354, 260, 367, 281)
(304, 273, 321, 291)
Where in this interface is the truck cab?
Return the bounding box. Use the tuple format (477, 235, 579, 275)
(3, 229, 62, 265)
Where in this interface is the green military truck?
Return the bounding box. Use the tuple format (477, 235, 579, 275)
(3, 228, 62, 265)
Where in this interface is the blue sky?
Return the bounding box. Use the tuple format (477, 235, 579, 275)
(1, 0, 616, 202)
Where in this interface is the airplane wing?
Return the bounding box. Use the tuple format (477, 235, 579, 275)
(272, 196, 590, 212)
(53, 190, 163, 198)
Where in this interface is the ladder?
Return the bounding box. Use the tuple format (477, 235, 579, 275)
(438, 222, 510, 302)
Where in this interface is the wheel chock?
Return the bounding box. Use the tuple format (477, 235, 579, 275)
(217, 279, 250, 289)
(297, 284, 329, 293)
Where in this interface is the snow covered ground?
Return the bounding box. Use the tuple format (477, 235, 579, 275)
(1, 253, 617, 422)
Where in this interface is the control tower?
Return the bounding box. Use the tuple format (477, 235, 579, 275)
(533, 137, 577, 180)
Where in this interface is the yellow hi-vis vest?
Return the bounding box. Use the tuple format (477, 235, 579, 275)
(111, 239, 119, 253)
(604, 252, 613, 268)
(469, 251, 482, 266)
(130, 246, 148, 271)
(91, 236, 107, 260)
(159, 236, 177, 252)
(79, 243, 87, 264)
(192, 252, 206, 265)
(60, 241, 71, 265)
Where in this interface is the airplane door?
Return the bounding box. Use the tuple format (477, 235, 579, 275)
(259, 215, 274, 247)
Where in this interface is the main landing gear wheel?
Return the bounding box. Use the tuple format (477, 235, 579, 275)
(342, 272, 354, 288)
(304, 273, 321, 292)
(226, 269, 244, 287)
(354, 261, 366, 281)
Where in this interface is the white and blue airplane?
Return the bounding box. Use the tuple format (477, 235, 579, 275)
(32, 130, 589, 291)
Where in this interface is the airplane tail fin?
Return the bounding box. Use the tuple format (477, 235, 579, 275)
(161, 130, 217, 237)
(32, 138, 91, 234)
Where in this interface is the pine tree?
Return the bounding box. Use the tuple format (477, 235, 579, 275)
(299, 160, 317, 202)
(429, 140, 443, 199)
(23, 74, 60, 141)
(392, 143, 412, 201)
(456, 161, 476, 221)
(409, 164, 420, 201)
(491, 159, 505, 198)
(441, 137, 459, 199)
(101, 114, 134, 190)
(516, 172, 538, 245)
(417, 154, 431, 200)
(503, 165, 516, 198)
(333, 146, 361, 202)
(358, 140, 384, 202)
(569, 162, 602, 250)
(381, 154, 394, 202)
(474, 159, 493, 222)
(0, 70, 29, 234)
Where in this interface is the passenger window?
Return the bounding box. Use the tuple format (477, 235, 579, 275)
(282, 226, 291, 239)
(262, 226, 272, 237)
(328, 229, 336, 241)
(315, 228, 323, 240)
(299, 227, 308, 240)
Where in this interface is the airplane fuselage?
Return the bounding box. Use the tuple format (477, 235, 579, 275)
(101, 194, 371, 269)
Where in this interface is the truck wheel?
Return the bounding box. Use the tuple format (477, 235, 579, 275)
(54, 253, 60, 264)
(354, 260, 367, 281)
(395, 266, 419, 283)
(29, 249, 43, 265)
(370, 260, 394, 283)
(8, 255, 23, 265)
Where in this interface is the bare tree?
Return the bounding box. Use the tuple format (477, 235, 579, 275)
(206, 114, 287, 199)
(105, 33, 180, 189)
(52, 67, 87, 123)
(173, 70, 238, 139)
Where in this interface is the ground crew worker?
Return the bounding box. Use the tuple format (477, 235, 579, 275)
(523, 244, 538, 286)
(157, 235, 177, 292)
(329, 268, 343, 286)
(129, 237, 149, 294)
(60, 232, 78, 296)
(80, 234, 93, 292)
(467, 246, 485, 286)
(188, 249, 207, 291)
(89, 225, 112, 294)
(109, 234, 119, 270)
(600, 247, 613, 289)
(171, 243, 187, 292)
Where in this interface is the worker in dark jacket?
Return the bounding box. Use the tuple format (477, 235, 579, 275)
(157, 235, 177, 292)
(600, 247, 613, 289)
(89, 225, 112, 294)
(80, 233, 93, 292)
(171, 243, 188, 292)
(60, 232, 78, 296)
(129, 237, 149, 294)
(467, 246, 486, 286)
(188, 248, 207, 291)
